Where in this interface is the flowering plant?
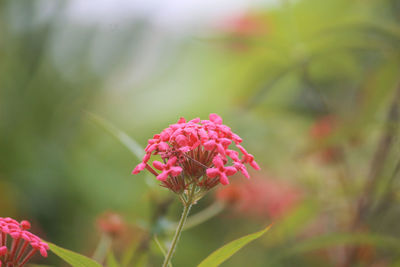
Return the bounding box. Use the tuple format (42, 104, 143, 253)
(132, 113, 260, 266)
(0, 217, 48, 267)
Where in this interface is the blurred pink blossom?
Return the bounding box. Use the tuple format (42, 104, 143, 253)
(216, 175, 302, 219)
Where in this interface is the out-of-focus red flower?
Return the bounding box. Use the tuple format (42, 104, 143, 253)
(96, 212, 127, 238)
(217, 13, 269, 51)
(309, 115, 342, 164)
(216, 176, 302, 220)
(221, 13, 267, 37)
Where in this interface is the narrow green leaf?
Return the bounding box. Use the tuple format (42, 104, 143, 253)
(198, 225, 272, 267)
(48, 242, 102, 267)
(121, 241, 139, 267)
(86, 112, 144, 160)
(153, 235, 172, 267)
(107, 251, 121, 267)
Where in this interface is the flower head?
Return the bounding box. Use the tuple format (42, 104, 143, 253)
(132, 114, 260, 195)
(0, 217, 49, 267)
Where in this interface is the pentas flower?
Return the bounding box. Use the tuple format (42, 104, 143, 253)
(0, 217, 49, 267)
(132, 114, 260, 195)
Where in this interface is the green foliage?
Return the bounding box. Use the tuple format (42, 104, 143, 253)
(197, 225, 272, 267)
(48, 242, 102, 267)
(107, 251, 121, 267)
(87, 112, 144, 161)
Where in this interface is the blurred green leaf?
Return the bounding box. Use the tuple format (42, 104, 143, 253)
(197, 224, 272, 267)
(153, 235, 172, 267)
(272, 233, 400, 263)
(48, 242, 102, 267)
(107, 251, 121, 267)
(121, 241, 139, 267)
(87, 112, 144, 161)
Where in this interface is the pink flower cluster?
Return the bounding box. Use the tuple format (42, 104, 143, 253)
(0, 217, 48, 267)
(132, 114, 260, 192)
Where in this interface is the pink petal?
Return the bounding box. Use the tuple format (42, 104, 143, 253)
(40, 247, 48, 257)
(232, 133, 242, 143)
(160, 128, 173, 141)
(209, 113, 223, 124)
(0, 246, 7, 256)
(206, 168, 219, 178)
(216, 143, 226, 156)
(225, 166, 237, 176)
(236, 144, 248, 156)
(198, 128, 208, 141)
(167, 156, 178, 166)
(170, 166, 183, 176)
(250, 160, 261, 170)
(145, 143, 158, 153)
(212, 156, 224, 168)
(204, 140, 216, 150)
(132, 163, 146, 174)
(227, 149, 240, 162)
(235, 162, 250, 178)
(142, 153, 151, 163)
(176, 135, 188, 146)
(157, 171, 169, 181)
(219, 138, 232, 147)
(219, 173, 229, 185)
(153, 161, 164, 171)
(158, 142, 170, 151)
(189, 117, 200, 123)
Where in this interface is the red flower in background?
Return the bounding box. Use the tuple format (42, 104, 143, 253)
(96, 212, 127, 238)
(96, 211, 139, 249)
(132, 114, 260, 193)
(216, 176, 302, 220)
(309, 115, 342, 164)
(220, 13, 267, 37)
(0, 217, 48, 267)
(217, 13, 269, 52)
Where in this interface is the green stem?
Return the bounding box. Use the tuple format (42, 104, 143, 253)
(162, 185, 196, 267)
(92, 233, 112, 263)
(162, 203, 192, 267)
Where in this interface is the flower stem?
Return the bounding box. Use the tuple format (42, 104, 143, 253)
(162, 203, 192, 267)
(92, 233, 112, 264)
(162, 185, 197, 267)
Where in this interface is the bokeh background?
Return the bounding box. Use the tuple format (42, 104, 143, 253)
(1, 0, 400, 266)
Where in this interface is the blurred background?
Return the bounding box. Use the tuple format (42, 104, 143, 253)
(1, 0, 400, 266)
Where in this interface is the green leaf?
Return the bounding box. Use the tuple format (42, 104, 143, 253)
(121, 241, 139, 267)
(107, 251, 121, 267)
(153, 235, 172, 267)
(86, 112, 144, 160)
(48, 242, 102, 267)
(198, 224, 272, 267)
